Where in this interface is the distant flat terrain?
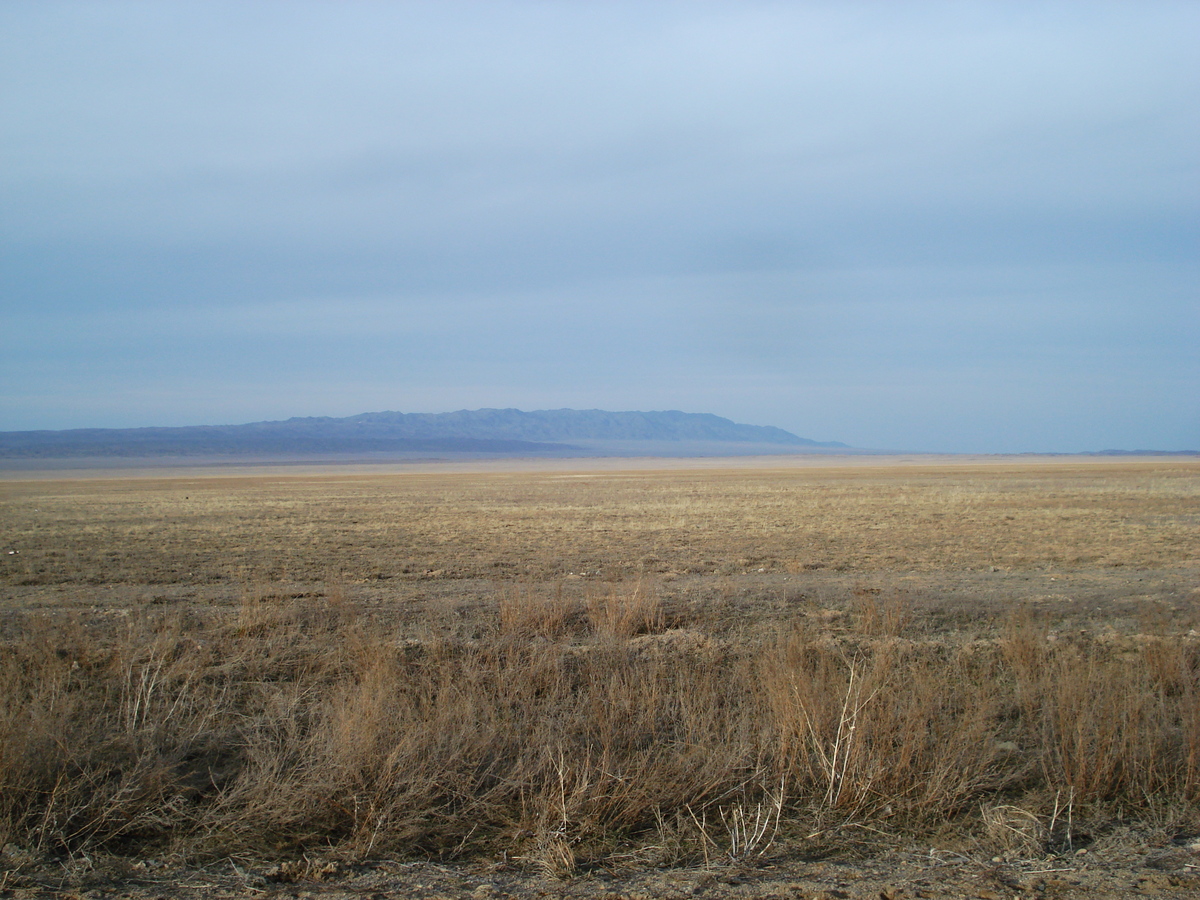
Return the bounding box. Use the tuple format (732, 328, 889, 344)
(4, 455, 1195, 585)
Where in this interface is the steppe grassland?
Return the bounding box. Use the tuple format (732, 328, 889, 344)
(1, 457, 1198, 869)
(2, 458, 1195, 587)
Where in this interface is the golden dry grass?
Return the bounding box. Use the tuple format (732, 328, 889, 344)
(1, 456, 1198, 869)
(2, 458, 1196, 587)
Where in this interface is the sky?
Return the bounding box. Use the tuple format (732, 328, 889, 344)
(1, 1, 1197, 453)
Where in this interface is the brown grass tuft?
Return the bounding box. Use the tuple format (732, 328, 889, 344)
(3, 593, 1198, 863)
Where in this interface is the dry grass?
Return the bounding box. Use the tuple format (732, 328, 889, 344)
(2, 459, 1196, 587)
(1, 457, 1198, 868)
(1002, 610, 1200, 804)
(2, 590, 1199, 866)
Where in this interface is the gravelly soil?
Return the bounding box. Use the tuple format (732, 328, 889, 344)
(5, 836, 1200, 900)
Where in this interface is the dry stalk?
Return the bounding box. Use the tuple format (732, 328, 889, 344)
(719, 778, 785, 862)
(1047, 787, 1075, 851)
(981, 804, 1047, 856)
(796, 653, 885, 807)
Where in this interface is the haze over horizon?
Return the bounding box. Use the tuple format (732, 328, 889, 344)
(2, 2, 1196, 454)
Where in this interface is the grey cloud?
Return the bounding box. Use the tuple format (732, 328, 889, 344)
(1, 2, 1196, 450)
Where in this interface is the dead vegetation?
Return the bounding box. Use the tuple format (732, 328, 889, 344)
(2, 589, 1199, 871)
(0, 457, 1198, 877)
(2, 459, 1196, 587)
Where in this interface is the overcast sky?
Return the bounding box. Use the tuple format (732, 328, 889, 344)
(2, 2, 1196, 452)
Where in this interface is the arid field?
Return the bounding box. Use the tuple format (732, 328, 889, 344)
(2, 455, 1199, 899)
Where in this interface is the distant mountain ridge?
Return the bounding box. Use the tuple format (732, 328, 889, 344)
(298, 408, 832, 444)
(0, 408, 846, 459)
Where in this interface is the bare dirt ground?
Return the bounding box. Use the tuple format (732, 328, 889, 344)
(5, 840, 1200, 900)
(2, 455, 1198, 899)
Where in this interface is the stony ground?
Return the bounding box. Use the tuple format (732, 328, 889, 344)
(5, 834, 1200, 900)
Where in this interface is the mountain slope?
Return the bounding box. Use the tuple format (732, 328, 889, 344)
(294, 408, 834, 444)
(0, 409, 846, 459)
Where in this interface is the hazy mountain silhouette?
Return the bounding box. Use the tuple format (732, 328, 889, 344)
(0, 408, 847, 459)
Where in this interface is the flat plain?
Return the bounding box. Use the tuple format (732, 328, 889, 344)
(2, 455, 1198, 899)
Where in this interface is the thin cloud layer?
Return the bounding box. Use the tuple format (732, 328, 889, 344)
(1, 1, 1196, 451)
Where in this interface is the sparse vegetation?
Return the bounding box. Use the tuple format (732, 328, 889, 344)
(1, 457, 1198, 897)
(4, 592, 1198, 865)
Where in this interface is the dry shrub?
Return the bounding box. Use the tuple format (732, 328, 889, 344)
(0, 613, 235, 853)
(764, 633, 1007, 819)
(1045, 648, 1194, 800)
(1139, 635, 1198, 696)
(4, 592, 1200, 863)
(586, 580, 664, 639)
(236, 582, 291, 635)
(1001, 610, 1200, 802)
(498, 584, 580, 639)
(1000, 604, 1049, 694)
(981, 804, 1047, 856)
(850, 587, 910, 637)
(187, 621, 763, 863)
